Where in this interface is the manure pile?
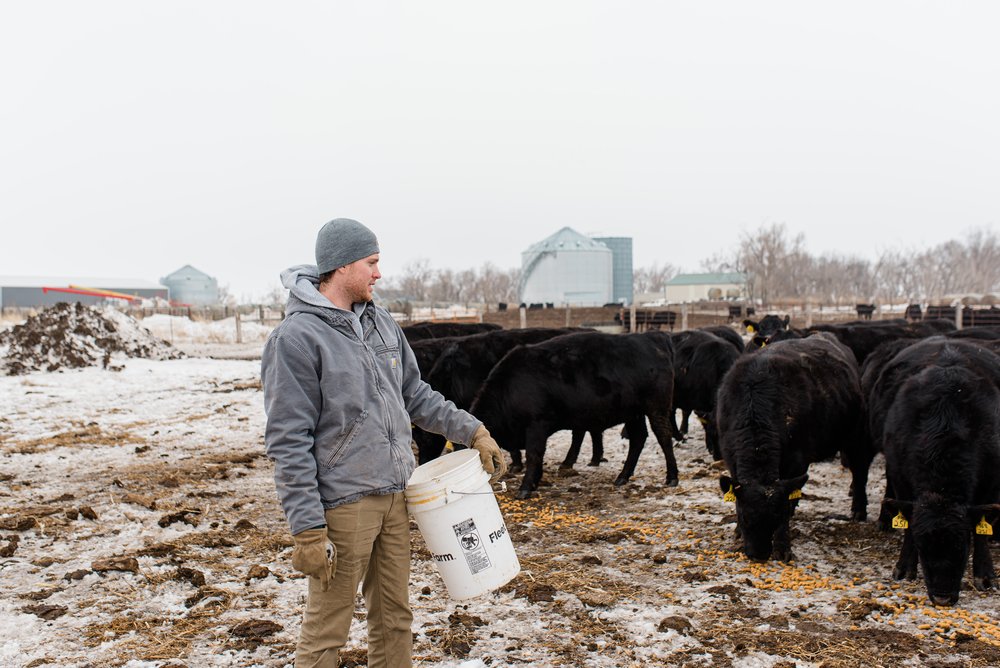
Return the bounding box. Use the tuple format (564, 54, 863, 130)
(0, 302, 183, 375)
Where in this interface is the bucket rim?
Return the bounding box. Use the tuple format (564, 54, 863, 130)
(407, 449, 483, 490)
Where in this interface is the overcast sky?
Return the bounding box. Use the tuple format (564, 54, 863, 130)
(2, 2, 998, 300)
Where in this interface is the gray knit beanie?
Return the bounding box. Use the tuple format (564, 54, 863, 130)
(315, 218, 380, 273)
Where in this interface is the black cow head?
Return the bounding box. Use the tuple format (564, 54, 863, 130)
(884, 496, 1000, 606)
(720, 473, 808, 562)
(743, 315, 791, 349)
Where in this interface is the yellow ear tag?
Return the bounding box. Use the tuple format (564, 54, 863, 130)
(788, 489, 802, 500)
(444, 440, 455, 453)
(976, 517, 994, 536)
(723, 485, 736, 503)
(747, 325, 756, 334)
(891, 512, 909, 530)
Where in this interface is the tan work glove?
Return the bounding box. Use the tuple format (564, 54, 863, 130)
(469, 425, 507, 483)
(291, 527, 336, 592)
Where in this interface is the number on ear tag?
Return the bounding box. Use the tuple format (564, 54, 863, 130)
(976, 517, 994, 536)
(788, 489, 802, 500)
(891, 512, 909, 530)
(723, 485, 736, 503)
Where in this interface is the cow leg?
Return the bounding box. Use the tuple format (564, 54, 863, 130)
(972, 534, 996, 591)
(877, 480, 897, 531)
(892, 530, 918, 581)
(847, 450, 874, 522)
(509, 448, 524, 474)
(614, 418, 648, 487)
(516, 425, 548, 500)
(670, 409, 684, 441)
(773, 519, 795, 563)
(560, 430, 586, 469)
(414, 430, 447, 465)
(587, 430, 604, 466)
(647, 412, 679, 487)
(680, 409, 691, 435)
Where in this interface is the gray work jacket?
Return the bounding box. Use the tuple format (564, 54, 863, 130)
(261, 265, 481, 535)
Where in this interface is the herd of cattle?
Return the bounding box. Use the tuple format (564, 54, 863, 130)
(400, 317, 1000, 607)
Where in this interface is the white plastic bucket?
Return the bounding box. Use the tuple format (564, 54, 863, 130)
(405, 449, 520, 600)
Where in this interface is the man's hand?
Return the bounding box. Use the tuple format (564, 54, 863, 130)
(469, 425, 508, 483)
(291, 527, 336, 591)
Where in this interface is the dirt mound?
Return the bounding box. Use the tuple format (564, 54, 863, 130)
(0, 302, 183, 375)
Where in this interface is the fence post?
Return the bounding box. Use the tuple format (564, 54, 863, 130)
(519, 305, 527, 329)
(680, 303, 688, 331)
(805, 302, 813, 328)
(235, 311, 243, 344)
(629, 303, 637, 333)
(565, 305, 571, 327)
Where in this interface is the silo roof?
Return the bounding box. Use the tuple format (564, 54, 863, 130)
(522, 227, 611, 255)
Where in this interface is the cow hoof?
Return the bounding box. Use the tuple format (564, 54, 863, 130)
(973, 575, 995, 592)
(558, 463, 574, 470)
(613, 476, 629, 487)
(587, 460, 601, 467)
(510, 464, 524, 474)
(665, 477, 679, 488)
(850, 510, 867, 522)
(892, 564, 917, 581)
(515, 489, 534, 500)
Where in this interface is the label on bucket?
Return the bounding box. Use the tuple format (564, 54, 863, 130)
(454, 518, 492, 574)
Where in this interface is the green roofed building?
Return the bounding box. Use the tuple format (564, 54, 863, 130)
(663, 272, 748, 303)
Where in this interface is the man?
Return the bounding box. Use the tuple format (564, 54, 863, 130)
(261, 218, 506, 668)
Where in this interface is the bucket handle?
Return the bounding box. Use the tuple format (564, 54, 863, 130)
(447, 481, 507, 502)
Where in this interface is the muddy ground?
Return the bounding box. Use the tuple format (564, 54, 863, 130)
(1, 356, 999, 667)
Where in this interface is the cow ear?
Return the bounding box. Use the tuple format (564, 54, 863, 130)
(782, 315, 790, 329)
(742, 319, 757, 334)
(719, 475, 732, 493)
(780, 474, 808, 498)
(882, 498, 913, 518)
(968, 504, 1000, 527)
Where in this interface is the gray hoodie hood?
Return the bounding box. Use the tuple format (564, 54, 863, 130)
(281, 264, 340, 311)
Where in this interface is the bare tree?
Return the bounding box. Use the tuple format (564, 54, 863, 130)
(396, 259, 433, 301)
(736, 222, 804, 307)
(633, 262, 677, 295)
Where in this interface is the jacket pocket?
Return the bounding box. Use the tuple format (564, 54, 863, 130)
(324, 410, 368, 469)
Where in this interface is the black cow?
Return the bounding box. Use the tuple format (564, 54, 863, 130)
(402, 321, 501, 342)
(855, 304, 876, 320)
(717, 333, 871, 562)
(807, 320, 956, 365)
(416, 327, 594, 464)
(668, 330, 741, 458)
(864, 336, 1000, 529)
(905, 303, 923, 321)
(470, 331, 676, 498)
(699, 325, 745, 353)
(409, 335, 466, 377)
(873, 338, 1000, 605)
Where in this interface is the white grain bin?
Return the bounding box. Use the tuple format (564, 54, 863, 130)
(519, 227, 613, 306)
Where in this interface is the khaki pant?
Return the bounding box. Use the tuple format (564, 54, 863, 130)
(295, 492, 412, 668)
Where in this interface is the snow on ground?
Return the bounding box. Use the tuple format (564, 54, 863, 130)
(138, 314, 273, 345)
(1, 350, 999, 667)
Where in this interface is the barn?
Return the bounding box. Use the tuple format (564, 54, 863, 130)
(663, 272, 748, 303)
(0, 276, 169, 310)
(519, 227, 632, 306)
(160, 265, 220, 306)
